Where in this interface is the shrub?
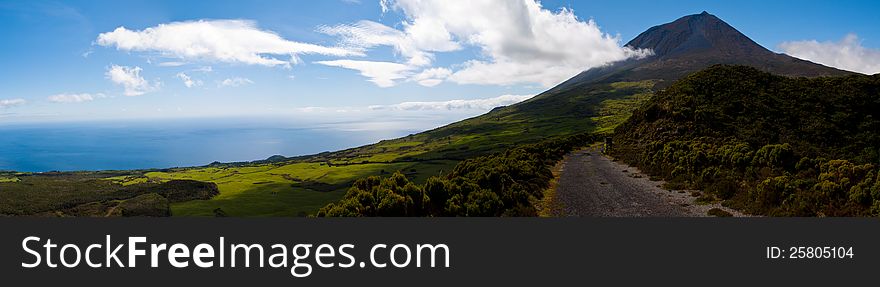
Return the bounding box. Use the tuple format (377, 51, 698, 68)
(707, 208, 732, 217)
(319, 133, 595, 216)
(612, 66, 880, 216)
(118, 193, 170, 217)
(752, 176, 794, 210)
(752, 144, 794, 170)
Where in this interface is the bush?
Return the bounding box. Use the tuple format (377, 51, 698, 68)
(319, 133, 595, 216)
(612, 65, 880, 216)
(707, 208, 732, 217)
(751, 176, 794, 211)
(752, 144, 794, 170)
(118, 193, 170, 217)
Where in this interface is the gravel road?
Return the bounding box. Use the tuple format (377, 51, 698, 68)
(551, 147, 742, 217)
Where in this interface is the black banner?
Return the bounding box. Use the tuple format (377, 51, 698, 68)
(1, 218, 877, 286)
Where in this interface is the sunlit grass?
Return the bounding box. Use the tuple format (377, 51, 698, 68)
(142, 159, 457, 216)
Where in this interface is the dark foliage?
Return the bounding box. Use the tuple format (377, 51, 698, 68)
(613, 65, 880, 216)
(0, 177, 218, 216)
(130, 180, 220, 202)
(118, 193, 170, 217)
(318, 133, 595, 216)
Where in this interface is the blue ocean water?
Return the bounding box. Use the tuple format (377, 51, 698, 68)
(0, 118, 419, 172)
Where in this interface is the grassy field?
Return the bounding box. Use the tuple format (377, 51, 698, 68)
(143, 160, 457, 216)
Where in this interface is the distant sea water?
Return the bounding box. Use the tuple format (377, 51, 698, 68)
(0, 118, 422, 172)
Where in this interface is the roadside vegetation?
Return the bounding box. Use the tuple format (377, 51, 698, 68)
(613, 65, 880, 216)
(317, 133, 595, 216)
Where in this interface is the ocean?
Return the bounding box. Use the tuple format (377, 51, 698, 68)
(0, 118, 422, 172)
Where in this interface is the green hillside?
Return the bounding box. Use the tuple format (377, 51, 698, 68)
(612, 65, 880, 216)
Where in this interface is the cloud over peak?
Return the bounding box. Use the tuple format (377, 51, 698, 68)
(780, 34, 880, 75)
(321, 0, 652, 88)
(97, 20, 362, 67)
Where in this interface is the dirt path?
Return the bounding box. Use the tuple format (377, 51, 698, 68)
(551, 147, 743, 217)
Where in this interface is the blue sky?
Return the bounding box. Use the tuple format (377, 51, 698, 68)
(1, 0, 878, 124)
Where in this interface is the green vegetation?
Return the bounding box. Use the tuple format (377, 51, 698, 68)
(317, 133, 595, 216)
(707, 208, 733, 217)
(0, 171, 217, 216)
(311, 80, 654, 165)
(591, 82, 654, 134)
(148, 161, 457, 217)
(613, 65, 880, 216)
(117, 193, 170, 217)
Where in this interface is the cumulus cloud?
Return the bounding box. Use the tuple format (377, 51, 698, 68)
(411, 67, 452, 87)
(779, 34, 880, 75)
(96, 20, 361, 67)
(370, 94, 532, 111)
(176, 72, 202, 88)
(48, 93, 105, 103)
(0, 98, 26, 108)
(319, 20, 459, 67)
(315, 60, 412, 87)
(105, 65, 159, 96)
(219, 77, 254, 87)
(322, 0, 651, 87)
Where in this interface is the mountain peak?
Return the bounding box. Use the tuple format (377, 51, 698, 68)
(549, 12, 850, 93)
(625, 11, 768, 58)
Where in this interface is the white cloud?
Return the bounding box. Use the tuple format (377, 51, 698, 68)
(380, 0, 392, 14)
(96, 19, 362, 68)
(48, 93, 105, 103)
(157, 61, 186, 67)
(323, 0, 651, 87)
(105, 65, 159, 96)
(219, 77, 254, 87)
(192, 66, 213, 73)
(176, 72, 202, 88)
(411, 67, 452, 87)
(780, 34, 880, 75)
(0, 98, 26, 108)
(315, 60, 412, 87)
(319, 19, 459, 67)
(370, 94, 532, 111)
